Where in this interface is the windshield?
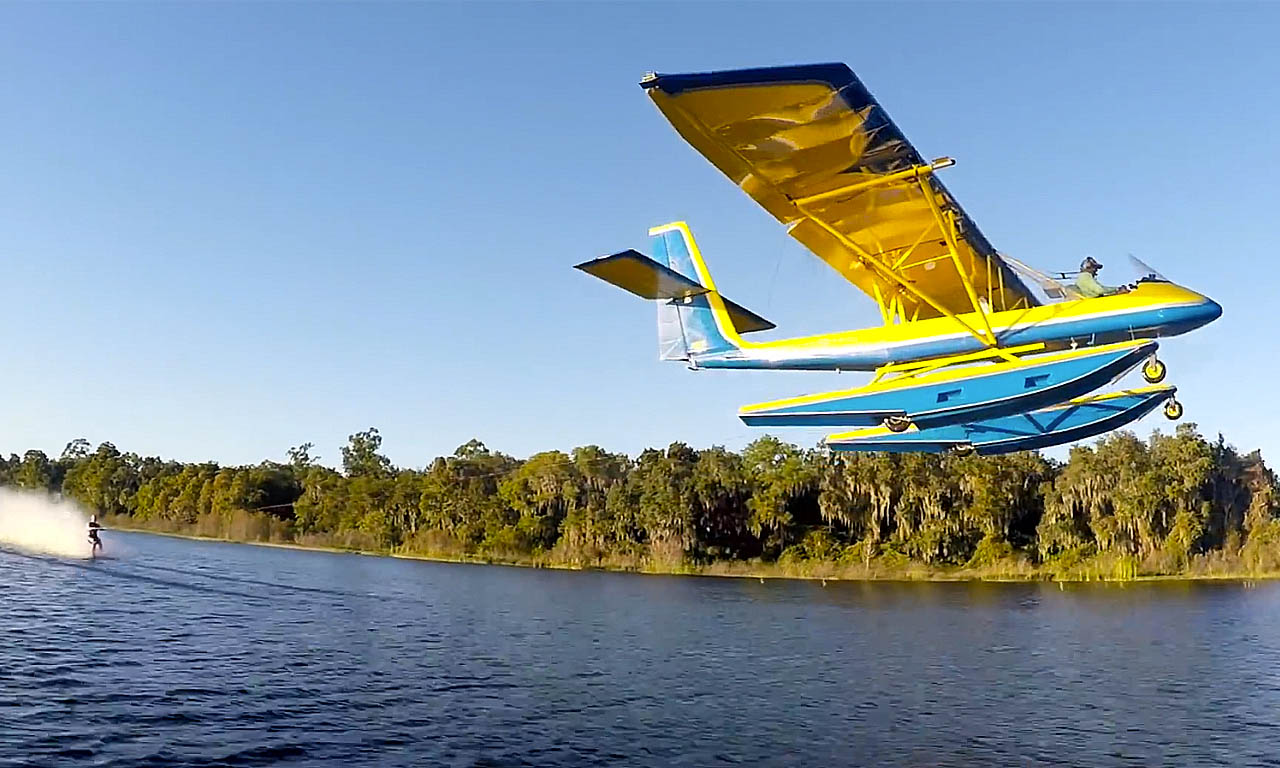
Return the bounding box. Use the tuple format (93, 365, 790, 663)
(1127, 254, 1168, 283)
(1000, 254, 1076, 304)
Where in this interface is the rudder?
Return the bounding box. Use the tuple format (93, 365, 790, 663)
(650, 222, 739, 357)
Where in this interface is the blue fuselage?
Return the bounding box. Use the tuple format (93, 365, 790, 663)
(691, 284, 1221, 371)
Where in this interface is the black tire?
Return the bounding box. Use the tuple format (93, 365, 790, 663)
(1143, 358, 1167, 384)
(883, 415, 912, 433)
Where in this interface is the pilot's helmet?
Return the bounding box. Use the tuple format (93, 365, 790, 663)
(1080, 256, 1103, 273)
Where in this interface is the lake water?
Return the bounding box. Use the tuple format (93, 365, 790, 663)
(4, 532, 1280, 767)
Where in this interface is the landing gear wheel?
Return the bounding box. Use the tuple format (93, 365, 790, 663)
(1143, 357, 1167, 384)
(883, 415, 912, 433)
(951, 444, 976, 457)
(1163, 398, 1184, 421)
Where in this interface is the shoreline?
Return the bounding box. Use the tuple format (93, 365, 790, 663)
(106, 526, 1280, 585)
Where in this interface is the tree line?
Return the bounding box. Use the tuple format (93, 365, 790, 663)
(3, 425, 1278, 577)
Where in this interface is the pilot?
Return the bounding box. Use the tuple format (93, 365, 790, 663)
(1075, 256, 1128, 298)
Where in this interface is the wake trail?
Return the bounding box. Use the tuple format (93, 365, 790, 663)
(121, 561, 394, 601)
(2, 548, 269, 601)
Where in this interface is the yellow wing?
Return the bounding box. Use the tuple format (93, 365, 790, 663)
(641, 64, 1038, 322)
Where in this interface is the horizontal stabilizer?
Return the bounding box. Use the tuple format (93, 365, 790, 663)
(576, 249, 775, 333)
(575, 250, 707, 300)
(719, 297, 775, 334)
(825, 386, 1177, 455)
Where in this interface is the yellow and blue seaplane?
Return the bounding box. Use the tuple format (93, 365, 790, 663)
(576, 63, 1221, 455)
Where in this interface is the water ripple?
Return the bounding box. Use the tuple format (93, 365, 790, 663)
(5, 532, 1280, 766)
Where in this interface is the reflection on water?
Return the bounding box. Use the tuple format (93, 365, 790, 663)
(4, 532, 1280, 767)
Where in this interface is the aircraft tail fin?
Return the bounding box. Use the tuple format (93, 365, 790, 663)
(574, 221, 773, 362)
(650, 222, 773, 359)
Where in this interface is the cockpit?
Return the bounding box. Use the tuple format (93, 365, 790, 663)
(1002, 254, 1170, 304)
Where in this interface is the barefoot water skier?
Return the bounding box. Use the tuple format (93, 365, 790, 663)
(87, 514, 103, 555)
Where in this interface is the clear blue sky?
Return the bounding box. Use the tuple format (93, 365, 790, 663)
(2, 2, 1276, 468)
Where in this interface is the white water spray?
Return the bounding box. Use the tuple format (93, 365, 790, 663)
(0, 488, 94, 558)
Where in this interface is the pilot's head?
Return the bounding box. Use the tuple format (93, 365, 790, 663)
(1080, 256, 1103, 275)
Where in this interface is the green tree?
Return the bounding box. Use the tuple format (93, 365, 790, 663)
(558, 446, 631, 561)
(419, 441, 519, 552)
(632, 443, 700, 562)
(690, 446, 754, 559)
(14, 450, 55, 492)
(287, 442, 318, 470)
(341, 428, 392, 478)
(62, 442, 141, 517)
(500, 451, 579, 552)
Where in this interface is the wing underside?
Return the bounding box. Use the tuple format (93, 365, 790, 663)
(641, 63, 1039, 322)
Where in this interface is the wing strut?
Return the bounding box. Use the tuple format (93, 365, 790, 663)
(791, 205, 997, 349)
(791, 157, 955, 207)
(790, 157, 1005, 352)
(917, 176, 998, 345)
